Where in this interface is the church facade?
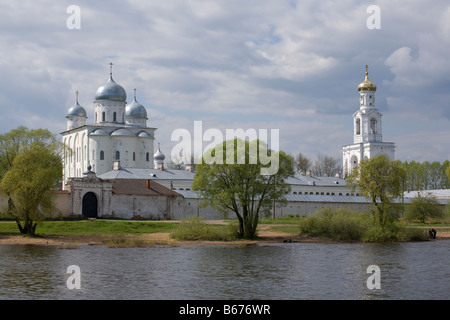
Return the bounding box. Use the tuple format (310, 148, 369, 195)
(342, 66, 396, 178)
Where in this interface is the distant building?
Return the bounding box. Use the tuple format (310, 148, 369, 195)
(342, 65, 396, 178)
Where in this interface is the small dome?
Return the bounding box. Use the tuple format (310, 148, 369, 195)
(90, 128, 109, 136)
(111, 128, 133, 136)
(66, 91, 87, 117)
(126, 97, 147, 119)
(66, 101, 87, 118)
(358, 65, 377, 92)
(154, 147, 165, 161)
(95, 75, 127, 102)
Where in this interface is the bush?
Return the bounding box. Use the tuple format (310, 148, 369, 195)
(170, 217, 236, 241)
(361, 223, 399, 242)
(404, 194, 444, 223)
(299, 208, 370, 241)
(299, 208, 431, 242)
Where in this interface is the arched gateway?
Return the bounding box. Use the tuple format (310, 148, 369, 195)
(82, 192, 98, 218)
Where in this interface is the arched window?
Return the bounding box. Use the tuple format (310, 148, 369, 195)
(115, 151, 120, 160)
(133, 152, 136, 161)
(113, 112, 117, 122)
(146, 152, 149, 162)
(100, 151, 104, 160)
(102, 112, 106, 122)
(370, 118, 377, 134)
(356, 118, 361, 135)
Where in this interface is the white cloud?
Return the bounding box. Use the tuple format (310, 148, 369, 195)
(0, 0, 449, 164)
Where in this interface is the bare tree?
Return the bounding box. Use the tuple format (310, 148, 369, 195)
(311, 154, 342, 177)
(294, 152, 311, 173)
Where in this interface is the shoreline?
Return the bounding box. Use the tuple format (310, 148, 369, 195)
(1, 229, 449, 247)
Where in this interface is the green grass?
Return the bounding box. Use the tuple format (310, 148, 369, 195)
(0, 219, 178, 236)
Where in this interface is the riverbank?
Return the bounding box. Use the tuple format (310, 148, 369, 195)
(0, 223, 449, 247)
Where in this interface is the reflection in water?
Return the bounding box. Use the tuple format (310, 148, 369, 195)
(0, 241, 449, 300)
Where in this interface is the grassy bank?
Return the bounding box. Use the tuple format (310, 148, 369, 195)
(0, 219, 178, 236)
(0, 212, 447, 245)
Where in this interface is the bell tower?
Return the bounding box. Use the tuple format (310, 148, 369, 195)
(342, 65, 396, 178)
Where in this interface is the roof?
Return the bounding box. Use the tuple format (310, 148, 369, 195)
(112, 179, 181, 197)
(285, 173, 347, 187)
(404, 189, 450, 199)
(175, 189, 448, 205)
(98, 168, 196, 181)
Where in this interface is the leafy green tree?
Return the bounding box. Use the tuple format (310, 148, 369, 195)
(404, 193, 444, 223)
(0, 126, 61, 178)
(0, 147, 62, 235)
(0, 127, 63, 235)
(347, 154, 406, 227)
(192, 138, 294, 239)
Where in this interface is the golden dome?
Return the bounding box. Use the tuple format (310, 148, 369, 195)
(358, 65, 377, 92)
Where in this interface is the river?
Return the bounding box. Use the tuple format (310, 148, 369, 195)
(0, 241, 449, 300)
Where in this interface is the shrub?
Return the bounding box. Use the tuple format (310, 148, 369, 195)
(404, 194, 445, 223)
(299, 208, 370, 241)
(170, 217, 236, 241)
(299, 208, 431, 242)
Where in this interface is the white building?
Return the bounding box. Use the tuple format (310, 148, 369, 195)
(61, 64, 157, 189)
(342, 66, 396, 178)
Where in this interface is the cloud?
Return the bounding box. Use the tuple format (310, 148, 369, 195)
(0, 0, 449, 164)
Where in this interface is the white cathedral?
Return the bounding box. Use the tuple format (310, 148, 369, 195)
(61, 63, 164, 189)
(342, 65, 396, 178)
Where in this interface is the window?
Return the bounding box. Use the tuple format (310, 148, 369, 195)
(146, 152, 149, 162)
(356, 118, 361, 135)
(370, 118, 377, 134)
(100, 151, 104, 160)
(113, 112, 117, 122)
(102, 112, 106, 122)
(133, 152, 136, 161)
(115, 151, 120, 160)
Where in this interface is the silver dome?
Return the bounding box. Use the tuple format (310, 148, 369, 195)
(66, 101, 87, 118)
(95, 75, 127, 102)
(154, 148, 165, 161)
(126, 97, 147, 119)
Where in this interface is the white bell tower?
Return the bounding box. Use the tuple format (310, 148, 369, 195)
(342, 65, 396, 178)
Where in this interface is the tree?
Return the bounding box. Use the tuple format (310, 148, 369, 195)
(1, 146, 62, 235)
(404, 193, 444, 223)
(0, 126, 61, 179)
(192, 138, 294, 238)
(346, 154, 406, 227)
(447, 165, 450, 181)
(294, 152, 311, 173)
(311, 154, 342, 177)
(0, 127, 63, 235)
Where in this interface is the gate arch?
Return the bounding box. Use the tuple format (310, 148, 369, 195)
(82, 192, 98, 218)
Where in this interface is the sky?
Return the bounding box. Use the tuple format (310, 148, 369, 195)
(0, 0, 449, 164)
